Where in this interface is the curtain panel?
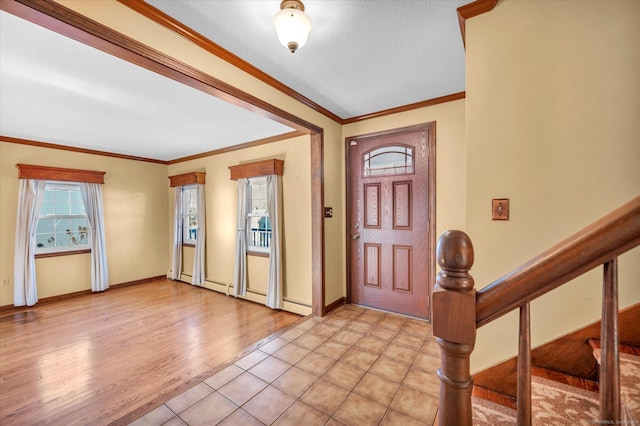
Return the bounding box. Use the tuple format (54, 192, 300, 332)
(13, 179, 46, 306)
(79, 183, 109, 292)
(192, 184, 206, 285)
(171, 185, 183, 280)
(233, 178, 249, 297)
(266, 174, 283, 309)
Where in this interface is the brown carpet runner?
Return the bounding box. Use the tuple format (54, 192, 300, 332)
(530, 375, 599, 425)
(593, 348, 640, 422)
(472, 350, 640, 425)
(472, 396, 516, 425)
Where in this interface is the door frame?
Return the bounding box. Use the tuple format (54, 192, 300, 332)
(344, 122, 436, 321)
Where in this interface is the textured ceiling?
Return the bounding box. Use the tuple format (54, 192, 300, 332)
(0, 0, 472, 162)
(147, 0, 474, 119)
(0, 11, 293, 162)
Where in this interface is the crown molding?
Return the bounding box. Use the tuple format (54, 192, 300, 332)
(5, 0, 322, 135)
(118, 0, 469, 125)
(3, 0, 327, 317)
(457, 0, 498, 48)
(117, 0, 343, 125)
(343, 92, 466, 125)
(1, 135, 167, 164)
(168, 131, 304, 165)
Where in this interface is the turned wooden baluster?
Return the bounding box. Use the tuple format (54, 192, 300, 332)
(517, 303, 532, 426)
(600, 257, 620, 422)
(433, 230, 476, 426)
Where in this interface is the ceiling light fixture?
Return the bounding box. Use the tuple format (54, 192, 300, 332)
(273, 0, 312, 54)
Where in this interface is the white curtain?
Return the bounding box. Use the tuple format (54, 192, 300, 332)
(171, 185, 183, 280)
(80, 183, 109, 292)
(266, 175, 283, 309)
(192, 184, 206, 285)
(233, 178, 249, 297)
(13, 179, 46, 306)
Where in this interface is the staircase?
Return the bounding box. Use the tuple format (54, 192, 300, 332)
(472, 340, 640, 425)
(432, 196, 640, 425)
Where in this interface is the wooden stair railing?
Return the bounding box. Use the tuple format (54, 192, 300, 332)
(433, 196, 640, 426)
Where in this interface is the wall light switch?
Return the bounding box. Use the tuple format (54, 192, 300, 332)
(492, 198, 509, 220)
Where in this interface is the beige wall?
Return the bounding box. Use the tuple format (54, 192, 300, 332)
(0, 142, 169, 306)
(466, 0, 640, 372)
(6, 2, 637, 367)
(167, 135, 312, 310)
(4, 0, 464, 314)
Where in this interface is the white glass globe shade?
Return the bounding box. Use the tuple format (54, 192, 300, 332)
(273, 8, 312, 52)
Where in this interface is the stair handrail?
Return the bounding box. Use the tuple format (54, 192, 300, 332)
(433, 195, 640, 426)
(477, 195, 640, 327)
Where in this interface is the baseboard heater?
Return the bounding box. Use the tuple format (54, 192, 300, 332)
(173, 273, 312, 316)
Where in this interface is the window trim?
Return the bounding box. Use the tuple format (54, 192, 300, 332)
(17, 163, 106, 184)
(229, 160, 283, 257)
(168, 171, 206, 187)
(247, 250, 269, 258)
(35, 181, 91, 255)
(181, 184, 198, 246)
(168, 172, 206, 247)
(35, 249, 91, 259)
(16, 164, 106, 257)
(228, 159, 283, 180)
(246, 176, 271, 255)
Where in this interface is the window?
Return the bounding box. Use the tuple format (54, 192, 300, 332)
(247, 177, 271, 253)
(182, 185, 198, 245)
(363, 145, 414, 176)
(36, 182, 90, 254)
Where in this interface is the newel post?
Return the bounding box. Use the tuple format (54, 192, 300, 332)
(433, 230, 476, 426)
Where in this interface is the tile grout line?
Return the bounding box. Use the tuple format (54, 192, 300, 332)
(143, 306, 438, 426)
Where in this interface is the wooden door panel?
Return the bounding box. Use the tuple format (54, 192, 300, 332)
(347, 123, 435, 319)
(393, 181, 412, 229)
(364, 183, 381, 228)
(393, 245, 413, 293)
(364, 243, 381, 288)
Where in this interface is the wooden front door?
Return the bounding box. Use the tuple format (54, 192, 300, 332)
(347, 123, 435, 319)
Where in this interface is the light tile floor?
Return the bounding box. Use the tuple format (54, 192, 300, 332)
(129, 304, 441, 426)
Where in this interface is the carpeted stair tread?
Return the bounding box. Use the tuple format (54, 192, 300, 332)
(472, 372, 603, 425)
(472, 368, 616, 426)
(531, 375, 600, 425)
(472, 395, 517, 425)
(531, 365, 599, 393)
(591, 346, 640, 422)
(472, 340, 640, 424)
(472, 385, 517, 410)
(588, 338, 640, 357)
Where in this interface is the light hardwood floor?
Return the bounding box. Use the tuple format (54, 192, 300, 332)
(0, 279, 302, 425)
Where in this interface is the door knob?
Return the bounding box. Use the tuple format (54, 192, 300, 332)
(352, 233, 360, 240)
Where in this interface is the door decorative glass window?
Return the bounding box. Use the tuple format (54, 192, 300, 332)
(363, 145, 414, 176)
